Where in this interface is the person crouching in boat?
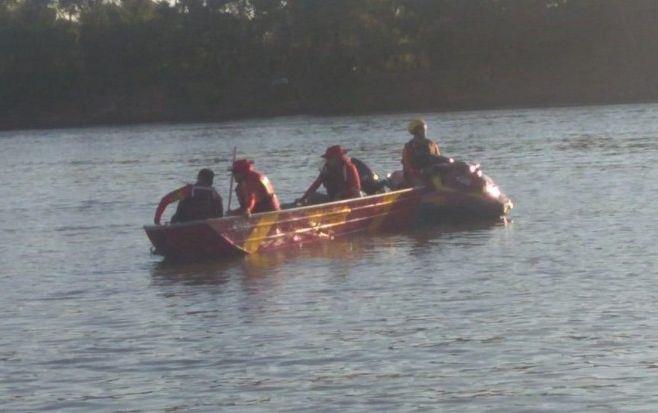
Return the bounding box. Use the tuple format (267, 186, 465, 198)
(351, 157, 386, 195)
(153, 168, 224, 225)
(402, 119, 441, 187)
(228, 159, 280, 217)
(298, 145, 362, 205)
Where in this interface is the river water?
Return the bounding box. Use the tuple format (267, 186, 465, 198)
(2, 104, 658, 412)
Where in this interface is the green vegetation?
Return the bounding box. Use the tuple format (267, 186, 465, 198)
(2, 0, 658, 129)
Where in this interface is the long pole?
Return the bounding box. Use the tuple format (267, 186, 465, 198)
(227, 146, 237, 211)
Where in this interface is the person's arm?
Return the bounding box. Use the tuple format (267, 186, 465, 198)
(302, 174, 323, 200)
(242, 192, 257, 215)
(154, 185, 191, 225)
(430, 141, 441, 156)
(230, 182, 256, 217)
(212, 190, 224, 218)
(402, 143, 413, 169)
(227, 185, 241, 215)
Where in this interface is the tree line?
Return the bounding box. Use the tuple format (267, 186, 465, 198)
(2, 0, 658, 129)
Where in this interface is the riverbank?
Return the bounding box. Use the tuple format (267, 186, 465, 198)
(3, 68, 658, 132)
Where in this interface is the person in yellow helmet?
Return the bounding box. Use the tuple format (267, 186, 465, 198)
(402, 119, 441, 186)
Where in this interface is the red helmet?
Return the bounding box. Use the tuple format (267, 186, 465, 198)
(322, 145, 348, 159)
(230, 159, 254, 174)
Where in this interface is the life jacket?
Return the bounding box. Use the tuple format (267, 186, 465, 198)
(320, 157, 361, 200)
(406, 137, 440, 165)
(236, 170, 280, 213)
(403, 137, 441, 185)
(171, 185, 223, 223)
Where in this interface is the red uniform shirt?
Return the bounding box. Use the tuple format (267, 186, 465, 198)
(236, 170, 280, 214)
(304, 156, 361, 201)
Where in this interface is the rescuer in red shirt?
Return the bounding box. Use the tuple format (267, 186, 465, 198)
(228, 159, 280, 217)
(298, 145, 362, 205)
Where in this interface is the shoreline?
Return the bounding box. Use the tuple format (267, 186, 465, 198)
(3, 96, 657, 133)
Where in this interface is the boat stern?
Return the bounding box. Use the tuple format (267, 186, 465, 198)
(144, 221, 247, 260)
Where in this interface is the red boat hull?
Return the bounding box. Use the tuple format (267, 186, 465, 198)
(144, 186, 512, 260)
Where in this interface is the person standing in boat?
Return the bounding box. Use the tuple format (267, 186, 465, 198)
(153, 168, 223, 225)
(298, 145, 362, 204)
(402, 119, 441, 186)
(228, 159, 280, 217)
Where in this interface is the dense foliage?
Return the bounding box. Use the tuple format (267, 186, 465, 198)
(2, 0, 658, 129)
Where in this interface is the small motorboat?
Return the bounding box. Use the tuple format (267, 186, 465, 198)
(144, 160, 512, 260)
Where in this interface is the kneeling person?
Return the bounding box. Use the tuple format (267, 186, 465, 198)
(230, 159, 280, 217)
(154, 168, 223, 225)
(299, 145, 361, 204)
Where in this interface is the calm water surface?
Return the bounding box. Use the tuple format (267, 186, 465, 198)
(2, 104, 658, 412)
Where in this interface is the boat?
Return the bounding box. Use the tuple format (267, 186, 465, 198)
(144, 164, 512, 260)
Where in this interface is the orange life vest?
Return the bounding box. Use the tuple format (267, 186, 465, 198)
(236, 170, 280, 213)
(402, 137, 441, 185)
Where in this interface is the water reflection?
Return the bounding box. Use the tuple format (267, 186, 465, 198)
(405, 219, 506, 257)
(149, 235, 371, 286)
(149, 219, 505, 288)
(149, 257, 241, 286)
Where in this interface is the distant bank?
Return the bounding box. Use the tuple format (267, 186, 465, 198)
(3, 72, 658, 132)
(5, 1, 658, 132)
